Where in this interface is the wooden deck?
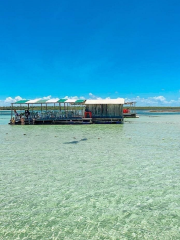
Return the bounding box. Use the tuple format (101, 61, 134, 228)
(10, 117, 93, 125)
(9, 117, 124, 125)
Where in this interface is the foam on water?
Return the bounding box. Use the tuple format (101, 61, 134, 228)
(1, 113, 180, 239)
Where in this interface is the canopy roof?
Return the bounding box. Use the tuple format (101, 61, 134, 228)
(13, 98, 124, 105)
(15, 100, 30, 104)
(36, 99, 48, 104)
(13, 98, 86, 104)
(85, 99, 124, 105)
(57, 99, 67, 103)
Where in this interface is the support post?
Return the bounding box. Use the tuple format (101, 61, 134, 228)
(11, 103, 13, 120)
(64, 103, 65, 118)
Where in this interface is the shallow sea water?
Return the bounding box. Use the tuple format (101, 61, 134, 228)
(1, 113, 180, 239)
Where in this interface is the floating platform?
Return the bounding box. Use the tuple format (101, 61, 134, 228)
(9, 98, 125, 125)
(10, 117, 124, 125)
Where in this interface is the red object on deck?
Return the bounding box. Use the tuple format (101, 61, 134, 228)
(123, 109, 130, 113)
(84, 111, 92, 118)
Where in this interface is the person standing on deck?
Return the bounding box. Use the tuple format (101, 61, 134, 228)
(14, 109, 19, 118)
(25, 110, 30, 119)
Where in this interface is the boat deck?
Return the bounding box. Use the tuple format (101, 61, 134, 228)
(10, 117, 124, 125)
(10, 117, 92, 125)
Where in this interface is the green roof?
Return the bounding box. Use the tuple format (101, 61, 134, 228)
(36, 99, 48, 104)
(13, 98, 85, 104)
(14, 100, 29, 104)
(75, 100, 85, 103)
(57, 99, 67, 103)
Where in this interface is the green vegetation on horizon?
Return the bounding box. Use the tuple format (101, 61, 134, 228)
(0, 106, 83, 110)
(133, 106, 180, 110)
(0, 106, 180, 111)
(1, 106, 180, 110)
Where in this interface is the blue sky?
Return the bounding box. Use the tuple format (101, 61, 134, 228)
(0, 0, 180, 106)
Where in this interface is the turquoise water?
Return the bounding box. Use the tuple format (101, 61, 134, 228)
(1, 113, 180, 239)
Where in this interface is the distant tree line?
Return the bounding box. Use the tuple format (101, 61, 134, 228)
(0, 106, 180, 110)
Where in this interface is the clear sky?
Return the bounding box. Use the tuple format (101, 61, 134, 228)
(0, 0, 180, 106)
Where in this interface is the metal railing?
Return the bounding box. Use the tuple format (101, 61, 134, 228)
(14, 110, 84, 121)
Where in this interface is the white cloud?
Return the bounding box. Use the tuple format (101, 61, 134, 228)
(88, 93, 102, 100)
(89, 93, 96, 98)
(1, 94, 180, 107)
(0, 96, 54, 106)
(5, 96, 23, 104)
(63, 96, 85, 100)
(125, 95, 180, 106)
(42, 95, 51, 100)
(152, 96, 166, 102)
(0, 96, 23, 106)
(88, 93, 178, 106)
(80, 96, 86, 100)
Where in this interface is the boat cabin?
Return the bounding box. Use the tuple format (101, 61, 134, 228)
(85, 99, 124, 123)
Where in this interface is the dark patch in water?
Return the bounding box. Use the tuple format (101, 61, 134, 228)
(64, 138, 88, 144)
(80, 138, 88, 141)
(64, 141, 79, 144)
